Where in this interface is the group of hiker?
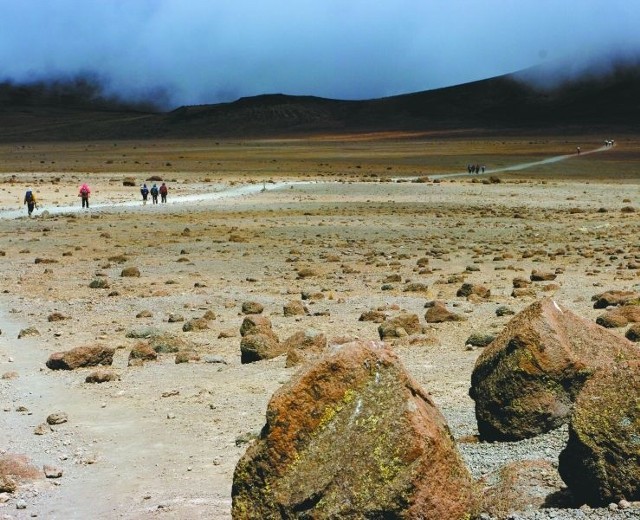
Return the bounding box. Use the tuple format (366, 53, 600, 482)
(139, 182, 168, 205)
(23, 181, 169, 216)
(466, 164, 485, 174)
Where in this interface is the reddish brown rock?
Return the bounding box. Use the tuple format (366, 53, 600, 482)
(241, 301, 264, 315)
(596, 305, 640, 328)
(46, 345, 115, 370)
(232, 340, 478, 519)
(283, 329, 327, 368)
(559, 361, 640, 505)
(512, 277, 532, 288)
(0, 454, 41, 493)
(283, 300, 308, 317)
(424, 301, 466, 323)
(359, 309, 388, 323)
(456, 283, 490, 299)
(239, 315, 282, 364)
(85, 369, 120, 383)
(128, 341, 158, 366)
(470, 298, 640, 441)
(378, 312, 421, 339)
(592, 289, 640, 309)
(530, 269, 557, 282)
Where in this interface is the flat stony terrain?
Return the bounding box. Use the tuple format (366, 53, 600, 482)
(0, 135, 638, 519)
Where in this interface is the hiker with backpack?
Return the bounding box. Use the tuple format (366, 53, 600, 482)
(140, 184, 149, 205)
(78, 183, 91, 208)
(150, 183, 159, 204)
(159, 182, 168, 203)
(23, 189, 37, 216)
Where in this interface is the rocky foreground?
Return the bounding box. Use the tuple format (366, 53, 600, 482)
(0, 177, 639, 519)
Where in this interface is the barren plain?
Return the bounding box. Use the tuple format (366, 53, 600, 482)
(0, 134, 639, 519)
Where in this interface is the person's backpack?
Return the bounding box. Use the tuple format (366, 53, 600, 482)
(141, 187, 149, 196)
(151, 186, 158, 196)
(159, 185, 167, 195)
(80, 187, 89, 196)
(25, 190, 33, 203)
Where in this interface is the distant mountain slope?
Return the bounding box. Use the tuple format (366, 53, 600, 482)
(1, 62, 639, 141)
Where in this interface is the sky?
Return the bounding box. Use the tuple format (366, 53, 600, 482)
(1, 0, 639, 109)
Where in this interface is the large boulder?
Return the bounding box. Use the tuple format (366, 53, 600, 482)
(470, 298, 640, 441)
(559, 361, 640, 505)
(232, 340, 478, 519)
(46, 345, 115, 370)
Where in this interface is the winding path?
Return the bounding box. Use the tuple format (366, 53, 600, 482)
(0, 144, 611, 220)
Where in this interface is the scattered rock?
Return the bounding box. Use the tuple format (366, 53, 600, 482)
(626, 323, 640, 342)
(136, 310, 153, 318)
(43, 465, 63, 478)
(465, 332, 496, 348)
(283, 300, 308, 317)
(241, 301, 264, 315)
(46, 345, 115, 370)
(47, 312, 69, 322)
(425, 301, 466, 323)
(85, 369, 120, 383)
(121, 266, 141, 277)
(175, 350, 200, 364)
(559, 361, 640, 505)
(530, 269, 557, 282)
(596, 305, 640, 328)
(46, 412, 68, 425)
(128, 341, 158, 366)
(232, 340, 479, 519)
(182, 318, 209, 332)
(34, 423, 51, 435)
(167, 313, 185, 323)
(470, 298, 640, 441)
(17, 327, 40, 339)
(89, 278, 110, 289)
(283, 328, 328, 367)
(592, 290, 640, 309)
(457, 283, 490, 299)
(378, 313, 421, 339)
(359, 309, 388, 323)
(495, 305, 515, 317)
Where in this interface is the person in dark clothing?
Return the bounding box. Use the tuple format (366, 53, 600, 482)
(140, 184, 149, 205)
(24, 189, 37, 216)
(150, 183, 159, 204)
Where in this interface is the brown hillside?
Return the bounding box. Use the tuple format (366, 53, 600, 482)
(1, 62, 639, 142)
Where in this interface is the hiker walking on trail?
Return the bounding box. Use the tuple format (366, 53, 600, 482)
(78, 183, 91, 209)
(159, 182, 168, 203)
(150, 183, 159, 204)
(23, 189, 37, 216)
(140, 184, 149, 205)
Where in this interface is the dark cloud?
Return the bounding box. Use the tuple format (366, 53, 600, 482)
(1, 0, 639, 109)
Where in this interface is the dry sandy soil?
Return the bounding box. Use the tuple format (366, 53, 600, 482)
(0, 133, 639, 519)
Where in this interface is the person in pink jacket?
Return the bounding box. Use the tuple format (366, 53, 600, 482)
(79, 183, 91, 209)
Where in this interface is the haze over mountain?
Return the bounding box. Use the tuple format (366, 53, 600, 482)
(0, 58, 638, 142)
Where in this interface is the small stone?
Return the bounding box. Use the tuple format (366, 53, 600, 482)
(16, 499, 27, 509)
(43, 465, 63, 478)
(46, 412, 68, 425)
(34, 423, 51, 435)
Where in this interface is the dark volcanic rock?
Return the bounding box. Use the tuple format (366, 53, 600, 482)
(232, 340, 478, 519)
(128, 341, 158, 366)
(470, 298, 640, 441)
(559, 361, 640, 505)
(46, 345, 115, 370)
